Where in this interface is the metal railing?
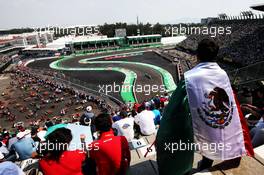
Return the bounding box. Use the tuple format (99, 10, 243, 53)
(229, 60, 264, 85)
(28, 67, 124, 107)
(54, 73, 124, 106)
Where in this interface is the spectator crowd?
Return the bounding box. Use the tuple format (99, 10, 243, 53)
(0, 78, 169, 174)
(0, 64, 171, 175)
(176, 19, 264, 68)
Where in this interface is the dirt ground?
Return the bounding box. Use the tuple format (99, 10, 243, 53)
(0, 73, 102, 130)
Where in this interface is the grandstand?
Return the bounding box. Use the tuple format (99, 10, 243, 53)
(174, 16, 264, 91)
(176, 19, 264, 67)
(65, 34, 162, 54)
(251, 3, 264, 12)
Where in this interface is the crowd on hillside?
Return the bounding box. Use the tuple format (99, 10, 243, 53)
(176, 19, 264, 67)
(0, 67, 111, 127)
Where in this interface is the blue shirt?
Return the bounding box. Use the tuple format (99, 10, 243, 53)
(11, 137, 36, 160)
(152, 109, 161, 125)
(112, 115, 122, 122)
(0, 161, 24, 175)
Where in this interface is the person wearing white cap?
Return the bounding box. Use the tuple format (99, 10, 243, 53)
(79, 106, 94, 126)
(0, 152, 25, 175)
(86, 106, 92, 112)
(10, 130, 36, 161)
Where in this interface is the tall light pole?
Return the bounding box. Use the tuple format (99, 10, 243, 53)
(137, 16, 140, 36)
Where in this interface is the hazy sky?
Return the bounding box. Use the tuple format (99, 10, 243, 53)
(0, 0, 263, 28)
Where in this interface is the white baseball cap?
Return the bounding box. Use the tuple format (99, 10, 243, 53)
(86, 106, 92, 112)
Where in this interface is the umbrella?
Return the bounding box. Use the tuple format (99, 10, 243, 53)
(45, 123, 93, 151)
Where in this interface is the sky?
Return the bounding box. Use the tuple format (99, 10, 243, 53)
(0, 0, 263, 29)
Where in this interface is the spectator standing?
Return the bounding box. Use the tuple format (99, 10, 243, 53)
(156, 38, 254, 175)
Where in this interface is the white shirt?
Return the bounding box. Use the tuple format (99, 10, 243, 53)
(135, 110, 156, 136)
(112, 117, 135, 141)
(0, 143, 9, 155)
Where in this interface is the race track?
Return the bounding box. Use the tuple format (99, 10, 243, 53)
(28, 50, 177, 103)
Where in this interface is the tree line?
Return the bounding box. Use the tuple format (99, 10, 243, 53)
(0, 22, 200, 37)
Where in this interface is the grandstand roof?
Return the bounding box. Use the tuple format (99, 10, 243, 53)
(127, 34, 161, 39)
(161, 36, 187, 45)
(251, 4, 264, 12)
(72, 37, 122, 43)
(23, 47, 61, 51)
(64, 35, 122, 44)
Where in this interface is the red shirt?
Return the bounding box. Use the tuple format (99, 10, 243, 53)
(133, 103, 141, 112)
(90, 130, 130, 175)
(39, 150, 85, 175)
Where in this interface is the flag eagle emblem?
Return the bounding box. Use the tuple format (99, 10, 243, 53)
(197, 87, 233, 129)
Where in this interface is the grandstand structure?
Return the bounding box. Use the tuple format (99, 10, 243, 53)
(126, 35, 161, 45)
(251, 3, 264, 12)
(0, 31, 57, 59)
(0, 32, 54, 49)
(66, 34, 162, 54)
(4, 34, 163, 58)
(175, 15, 264, 87)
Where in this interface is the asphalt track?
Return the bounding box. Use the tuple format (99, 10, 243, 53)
(28, 51, 177, 103)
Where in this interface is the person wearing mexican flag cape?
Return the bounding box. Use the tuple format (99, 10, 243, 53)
(156, 38, 254, 175)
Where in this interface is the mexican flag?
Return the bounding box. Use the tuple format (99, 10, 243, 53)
(156, 62, 253, 175)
